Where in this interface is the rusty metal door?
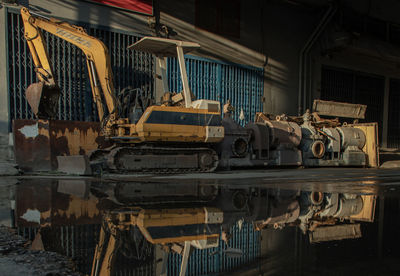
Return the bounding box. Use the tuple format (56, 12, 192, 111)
(6, 8, 154, 127)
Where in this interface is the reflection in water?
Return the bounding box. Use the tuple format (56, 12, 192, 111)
(9, 176, 400, 275)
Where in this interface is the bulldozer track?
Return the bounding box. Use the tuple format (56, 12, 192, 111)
(103, 146, 219, 174)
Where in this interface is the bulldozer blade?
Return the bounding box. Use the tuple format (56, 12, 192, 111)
(57, 155, 92, 175)
(26, 82, 60, 119)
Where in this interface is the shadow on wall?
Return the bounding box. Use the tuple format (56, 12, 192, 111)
(72, 0, 150, 35)
(27, 0, 150, 36)
(160, 12, 266, 68)
(265, 61, 289, 88)
(156, 0, 321, 116)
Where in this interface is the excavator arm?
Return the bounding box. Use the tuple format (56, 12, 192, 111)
(21, 7, 117, 123)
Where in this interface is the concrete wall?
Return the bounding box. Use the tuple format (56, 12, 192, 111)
(158, 0, 266, 66)
(21, 0, 151, 35)
(261, 1, 317, 115)
(0, 6, 9, 134)
(344, 0, 400, 25)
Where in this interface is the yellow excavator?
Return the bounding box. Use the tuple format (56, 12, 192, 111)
(21, 8, 224, 173)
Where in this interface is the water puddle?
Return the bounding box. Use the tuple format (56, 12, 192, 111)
(0, 168, 400, 275)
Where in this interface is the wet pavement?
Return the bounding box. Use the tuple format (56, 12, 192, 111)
(0, 167, 400, 275)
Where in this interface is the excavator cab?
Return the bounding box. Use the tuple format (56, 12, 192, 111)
(128, 37, 200, 109)
(117, 87, 153, 124)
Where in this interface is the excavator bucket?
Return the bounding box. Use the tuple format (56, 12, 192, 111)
(25, 82, 60, 119)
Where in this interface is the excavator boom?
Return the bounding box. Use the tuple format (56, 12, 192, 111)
(21, 7, 117, 122)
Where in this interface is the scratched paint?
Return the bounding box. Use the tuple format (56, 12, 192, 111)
(20, 208, 41, 224)
(18, 123, 39, 138)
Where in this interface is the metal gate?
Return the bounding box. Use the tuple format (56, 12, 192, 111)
(167, 222, 261, 275)
(168, 56, 264, 124)
(18, 225, 100, 275)
(18, 224, 155, 276)
(6, 8, 154, 125)
(321, 66, 384, 142)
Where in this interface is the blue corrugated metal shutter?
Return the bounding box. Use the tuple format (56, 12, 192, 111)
(167, 222, 261, 275)
(18, 224, 155, 275)
(7, 7, 263, 128)
(6, 8, 154, 126)
(167, 55, 264, 125)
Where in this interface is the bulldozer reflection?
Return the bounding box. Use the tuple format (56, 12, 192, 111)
(88, 182, 376, 276)
(14, 179, 376, 276)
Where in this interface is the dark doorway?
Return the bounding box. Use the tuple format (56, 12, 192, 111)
(321, 66, 384, 144)
(388, 79, 400, 148)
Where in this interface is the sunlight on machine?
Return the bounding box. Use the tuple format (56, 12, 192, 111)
(20, 7, 379, 174)
(218, 99, 379, 169)
(21, 7, 224, 173)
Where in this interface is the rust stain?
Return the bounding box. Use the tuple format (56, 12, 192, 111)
(51, 127, 100, 156)
(55, 194, 100, 221)
(40, 209, 52, 227)
(15, 179, 54, 227)
(14, 119, 111, 171)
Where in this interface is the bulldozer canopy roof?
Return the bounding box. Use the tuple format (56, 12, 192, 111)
(128, 36, 200, 57)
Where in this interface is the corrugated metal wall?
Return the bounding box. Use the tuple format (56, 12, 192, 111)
(167, 222, 261, 276)
(18, 225, 101, 274)
(58, 224, 101, 274)
(18, 223, 261, 276)
(6, 8, 154, 124)
(6, 8, 264, 129)
(167, 56, 264, 125)
(18, 225, 155, 275)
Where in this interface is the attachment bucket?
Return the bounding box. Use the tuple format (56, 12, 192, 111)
(25, 82, 60, 119)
